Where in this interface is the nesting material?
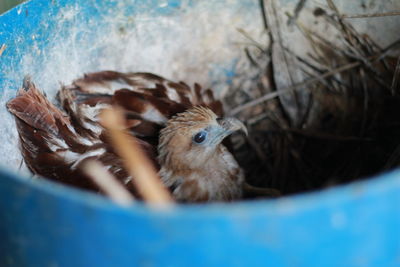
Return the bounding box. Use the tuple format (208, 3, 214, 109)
(101, 108, 174, 206)
(226, 0, 400, 195)
(82, 160, 135, 206)
(4, 0, 400, 202)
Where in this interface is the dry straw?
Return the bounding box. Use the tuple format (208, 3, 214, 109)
(101, 107, 174, 207)
(226, 0, 400, 195)
(82, 160, 135, 206)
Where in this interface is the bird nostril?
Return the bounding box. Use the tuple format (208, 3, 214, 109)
(217, 118, 233, 129)
(217, 117, 230, 128)
(217, 117, 248, 136)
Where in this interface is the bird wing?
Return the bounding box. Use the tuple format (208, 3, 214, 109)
(7, 77, 105, 189)
(58, 71, 223, 142)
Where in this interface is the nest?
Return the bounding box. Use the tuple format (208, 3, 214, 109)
(225, 0, 400, 196)
(6, 1, 400, 204)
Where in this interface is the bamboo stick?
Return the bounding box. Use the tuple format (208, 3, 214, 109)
(101, 107, 174, 207)
(82, 160, 135, 206)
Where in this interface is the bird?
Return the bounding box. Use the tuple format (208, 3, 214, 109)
(158, 106, 246, 202)
(7, 71, 255, 202)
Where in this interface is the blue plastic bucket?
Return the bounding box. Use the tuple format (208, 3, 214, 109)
(1, 1, 400, 266)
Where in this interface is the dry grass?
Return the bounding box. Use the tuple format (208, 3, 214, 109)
(225, 0, 400, 195)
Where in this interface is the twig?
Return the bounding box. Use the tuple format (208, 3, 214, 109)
(284, 128, 372, 142)
(380, 38, 400, 59)
(259, 0, 269, 32)
(384, 144, 400, 170)
(244, 47, 260, 68)
(0, 44, 6, 56)
(341, 11, 400, 19)
(243, 182, 281, 197)
(231, 36, 400, 117)
(247, 112, 269, 125)
(18, 158, 24, 171)
(246, 135, 269, 163)
(82, 160, 135, 206)
(101, 107, 174, 207)
(229, 60, 360, 116)
(287, 0, 307, 26)
(391, 55, 400, 95)
(326, 0, 340, 14)
(236, 28, 267, 52)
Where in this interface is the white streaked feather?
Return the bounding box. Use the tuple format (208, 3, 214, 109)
(70, 147, 107, 170)
(164, 86, 181, 103)
(141, 106, 168, 124)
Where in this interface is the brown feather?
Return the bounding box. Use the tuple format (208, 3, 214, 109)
(7, 78, 70, 135)
(7, 72, 235, 202)
(158, 106, 244, 202)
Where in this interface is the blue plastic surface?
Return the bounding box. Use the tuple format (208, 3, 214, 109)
(1, 1, 400, 266)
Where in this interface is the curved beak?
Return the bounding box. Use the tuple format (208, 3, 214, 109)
(217, 117, 248, 136)
(208, 117, 248, 146)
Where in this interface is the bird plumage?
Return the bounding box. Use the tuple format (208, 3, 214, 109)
(7, 71, 246, 202)
(158, 106, 246, 202)
(7, 77, 130, 190)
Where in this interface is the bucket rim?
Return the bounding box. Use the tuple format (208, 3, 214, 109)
(1, 165, 399, 218)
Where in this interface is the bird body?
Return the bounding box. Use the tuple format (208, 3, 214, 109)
(160, 145, 244, 202)
(7, 71, 247, 202)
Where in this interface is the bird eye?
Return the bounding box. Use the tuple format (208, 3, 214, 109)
(193, 130, 208, 144)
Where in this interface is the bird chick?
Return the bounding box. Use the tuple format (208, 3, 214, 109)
(158, 106, 247, 202)
(7, 72, 250, 203)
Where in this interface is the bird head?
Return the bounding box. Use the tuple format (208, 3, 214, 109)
(158, 106, 247, 171)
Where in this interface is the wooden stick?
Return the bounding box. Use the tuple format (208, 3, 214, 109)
(101, 107, 174, 207)
(341, 11, 400, 19)
(82, 160, 135, 206)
